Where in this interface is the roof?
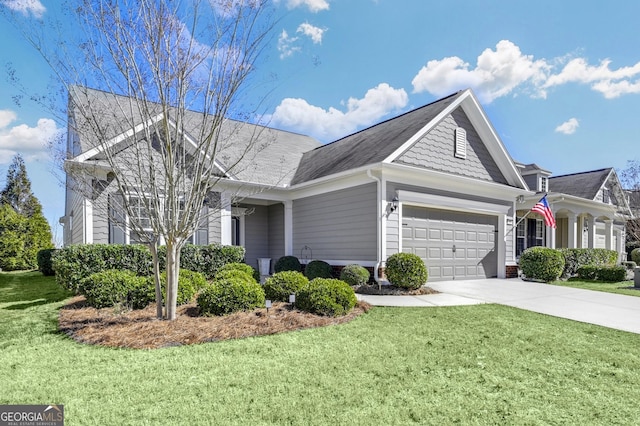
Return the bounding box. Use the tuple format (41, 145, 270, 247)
(68, 86, 320, 187)
(517, 162, 551, 175)
(548, 168, 612, 200)
(290, 91, 465, 184)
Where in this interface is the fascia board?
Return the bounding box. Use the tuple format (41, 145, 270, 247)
(397, 189, 511, 215)
(383, 90, 469, 164)
(74, 113, 165, 162)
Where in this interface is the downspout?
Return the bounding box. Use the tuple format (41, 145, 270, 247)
(367, 169, 382, 285)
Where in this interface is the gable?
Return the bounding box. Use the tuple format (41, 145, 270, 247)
(549, 169, 611, 200)
(393, 108, 508, 185)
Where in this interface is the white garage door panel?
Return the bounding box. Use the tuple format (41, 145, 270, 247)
(402, 206, 498, 281)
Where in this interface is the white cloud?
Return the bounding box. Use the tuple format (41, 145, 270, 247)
(0, 110, 17, 129)
(412, 40, 640, 102)
(277, 29, 301, 59)
(297, 22, 326, 44)
(276, 0, 329, 12)
(269, 83, 408, 140)
(555, 118, 579, 135)
(0, 116, 61, 164)
(411, 40, 549, 103)
(1, 0, 45, 18)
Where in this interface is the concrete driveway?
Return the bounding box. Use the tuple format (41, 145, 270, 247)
(358, 278, 640, 334)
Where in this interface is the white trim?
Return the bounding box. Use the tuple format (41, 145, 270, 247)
(497, 214, 506, 278)
(84, 199, 93, 244)
(283, 200, 293, 256)
(231, 207, 246, 247)
(220, 193, 232, 245)
(299, 259, 378, 267)
(397, 190, 510, 215)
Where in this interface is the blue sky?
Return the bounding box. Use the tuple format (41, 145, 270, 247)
(2, 0, 640, 244)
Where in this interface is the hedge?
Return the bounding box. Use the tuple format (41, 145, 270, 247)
(126, 269, 207, 310)
(295, 278, 357, 316)
(79, 269, 147, 309)
(577, 265, 627, 282)
(197, 277, 265, 316)
(520, 247, 565, 282)
(560, 248, 618, 277)
(157, 244, 245, 279)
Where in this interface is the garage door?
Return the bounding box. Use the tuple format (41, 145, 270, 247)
(402, 206, 498, 281)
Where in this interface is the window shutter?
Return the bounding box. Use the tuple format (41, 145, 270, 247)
(454, 127, 467, 159)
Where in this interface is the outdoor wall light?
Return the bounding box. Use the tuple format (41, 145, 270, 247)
(389, 196, 399, 213)
(516, 195, 525, 204)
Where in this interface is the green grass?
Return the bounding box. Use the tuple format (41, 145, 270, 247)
(550, 278, 640, 297)
(3, 271, 640, 424)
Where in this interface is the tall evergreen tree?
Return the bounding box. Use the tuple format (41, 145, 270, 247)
(0, 154, 53, 270)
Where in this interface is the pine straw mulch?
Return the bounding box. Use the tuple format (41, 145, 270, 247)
(58, 296, 372, 350)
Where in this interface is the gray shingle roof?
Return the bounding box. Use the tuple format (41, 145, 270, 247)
(69, 86, 320, 187)
(548, 168, 612, 200)
(290, 91, 465, 185)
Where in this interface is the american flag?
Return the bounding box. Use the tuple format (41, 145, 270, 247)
(531, 195, 556, 228)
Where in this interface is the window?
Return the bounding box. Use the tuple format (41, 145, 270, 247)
(540, 176, 548, 193)
(516, 217, 526, 257)
(128, 195, 153, 244)
(231, 207, 246, 247)
(454, 127, 467, 159)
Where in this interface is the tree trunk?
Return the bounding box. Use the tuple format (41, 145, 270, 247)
(148, 241, 164, 319)
(165, 241, 181, 320)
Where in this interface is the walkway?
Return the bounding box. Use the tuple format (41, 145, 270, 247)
(356, 278, 640, 334)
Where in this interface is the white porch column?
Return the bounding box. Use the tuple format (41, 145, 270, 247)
(604, 219, 613, 250)
(587, 215, 596, 248)
(84, 199, 93, 244)
(220, 193, 232, 245)
(567, 213, 577, 248)
(615, 228, 625, 260)
(497, 214, 506, 278)
(546, 222, 556, 249)
(283, 200, 293, 256)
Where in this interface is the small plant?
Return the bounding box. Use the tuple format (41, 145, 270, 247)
(197, 277, 265, 316)
(79, 269, 146, 309)
(385, 253, 428, 289)
(263, 271, 308, 302)
(37, 248, 57, 276)
(295, 278, 357, 316)
(520, 247, 565, 282)
(304, 260, 333, 280)
(339, 264, 370, 286)
(274, 255, 302, 273)
(217, 262, 260, 282)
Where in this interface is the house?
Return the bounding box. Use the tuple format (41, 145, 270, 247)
(60, 87, 632, 282)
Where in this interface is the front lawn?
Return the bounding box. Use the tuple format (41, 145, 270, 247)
(2, 271, 640, 424)
(550, 278, 640, 297)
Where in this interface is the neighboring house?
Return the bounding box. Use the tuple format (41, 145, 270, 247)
(60, 87, 632, 282)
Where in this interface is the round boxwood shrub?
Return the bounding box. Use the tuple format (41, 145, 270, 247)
(274, 255, 302, 273)
(339, 264, 370, 287)
(197, 276, 265, 316)
(126, 269, 207, 310)
(216, 262, 260, 282)
(79, 269, 146, 309)
(295, 278, 357, 316)
(304, 260, 333, 280)
(263, 271, 308, 302)
(631, 248, 640, 265)
(385, 252, 428, 289)
(520, 247, 565, 282)
(214, 269, 256, 284)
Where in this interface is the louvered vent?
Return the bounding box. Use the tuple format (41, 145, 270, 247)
(454, 127, 467, 159)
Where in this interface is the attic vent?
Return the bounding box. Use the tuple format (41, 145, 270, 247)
(454, 127, 467, 159)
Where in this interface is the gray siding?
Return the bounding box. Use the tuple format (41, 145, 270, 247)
(395, 108, 508, 184)
(243, 205, 270, 270)
(523, 174, 538, 192)
(293, 183, 377, 262)
(268, 203, 285, 262)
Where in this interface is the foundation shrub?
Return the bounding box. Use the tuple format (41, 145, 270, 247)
(126, 269, 207, 310)
(339, 264, 371, 286)
(79, 269, 147, 309)
(295, 278, 357, 316)
(631, 248, 640, 265)
(304, 260, 333, 280)
(520, 247, 565, 282)
(216, 262, 260, 282)
(560, 248, 618, 277)
(577, 265, 627, 282)
(263, 271, 308, 302)
(274, 255, 302, 273)
(197, 276, 265, 316)
(157, 244, 245, 279)
(214, 269, 256, 285)
(576, 265, 598, 280)
(385, 252, 428, 289)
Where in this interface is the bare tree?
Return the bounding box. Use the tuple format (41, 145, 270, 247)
(619, 160, 640, 245)
(3, 0, 276, 320)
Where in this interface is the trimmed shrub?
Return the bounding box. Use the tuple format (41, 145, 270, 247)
(158, 244, 246, 279)
(520, 247, 565, 282)
(597, 266, 627, 282)
(126, 269, 207, 309)
(217, 262, 260, 282)
(385, 252, 428, 289)
(197, 277, 265, 316)
(274, 255, 302, 273)
(263, 271, 308, 302)
(576, 265, 598, 280)
(631, 248, 640, 265)
(37, 248, 57, 276)
(339, 264, 370, 286)
(214, 269, 256, 284)
(295, 278, 357, 316)
(304, 260, 333, 280)
(79, 269, 146, 308)
(560, 248, 618, 277)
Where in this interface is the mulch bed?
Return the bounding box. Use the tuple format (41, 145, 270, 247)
(58, 296, 371, 350)
(354, 284, 439, 296)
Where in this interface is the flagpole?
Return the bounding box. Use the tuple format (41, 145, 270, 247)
(505, 210, 532, 237)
